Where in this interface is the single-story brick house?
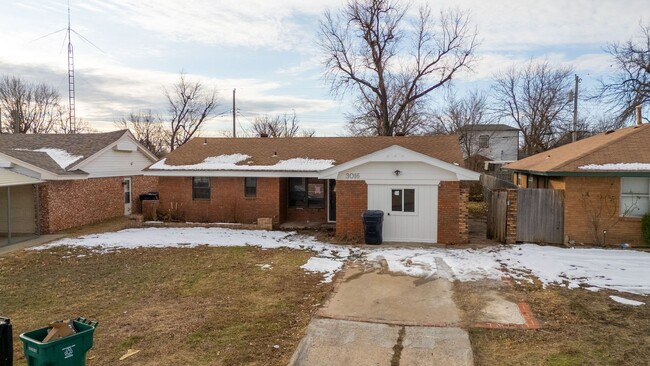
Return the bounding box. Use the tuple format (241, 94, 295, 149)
(0, 130, 158, 245)
(503, 123, 650, 246)
(145, 135, 480, 244)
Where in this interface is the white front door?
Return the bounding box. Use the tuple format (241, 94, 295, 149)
(367, 184, 438, 243)
(123, 177, 132, 215)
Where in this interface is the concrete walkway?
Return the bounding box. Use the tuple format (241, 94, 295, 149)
(289, 267, 474, 366)
(0, 235, 64, 256)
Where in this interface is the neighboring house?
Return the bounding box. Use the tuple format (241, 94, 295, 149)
(145, 136, 480, 244)
(503, 123, 650, 246)
(0, 130, 158, 245)
(460, 124, 519, 171)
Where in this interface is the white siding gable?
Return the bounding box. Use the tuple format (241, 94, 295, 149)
(80, 134, 156, 178)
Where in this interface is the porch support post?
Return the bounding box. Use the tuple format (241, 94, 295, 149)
(6, 186, 11, 245)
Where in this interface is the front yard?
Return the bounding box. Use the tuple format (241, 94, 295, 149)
(1, 245, 332, 365)
(2, 226, 649, 365)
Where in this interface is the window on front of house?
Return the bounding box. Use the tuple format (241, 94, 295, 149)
(391, 188, 415, 213)
(479, 135, 489, 148)
(245, 177, 257, 197)
(192, 177, 211, 200)
(620, 177, 650, 217)
(288, 178, 325, 208)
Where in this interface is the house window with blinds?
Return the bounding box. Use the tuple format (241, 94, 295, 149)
(192, 177, 211, 200)
(620, 177, 649, 217)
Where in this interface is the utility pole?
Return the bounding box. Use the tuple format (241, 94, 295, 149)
(232, 88, 236, 138)
(572, 74, 580, 143)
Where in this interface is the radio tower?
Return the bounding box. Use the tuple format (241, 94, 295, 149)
(67, 2, 76, 132)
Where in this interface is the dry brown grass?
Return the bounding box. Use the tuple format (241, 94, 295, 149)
(0, 245, 332, 365)
(462, 281, 650, 366)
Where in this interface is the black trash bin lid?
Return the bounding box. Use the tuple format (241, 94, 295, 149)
(362, 210, 384, 218)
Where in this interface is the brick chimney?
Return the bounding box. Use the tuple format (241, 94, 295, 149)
(637, 105, 643, 126)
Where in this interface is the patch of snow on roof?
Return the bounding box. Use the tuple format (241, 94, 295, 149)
(150, 155, 334, 171)
(579, 163, 650, 171)
(609, 295, 645, 306)
(14, 148, 83, 169)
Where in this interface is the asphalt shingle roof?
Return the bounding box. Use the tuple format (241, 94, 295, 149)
(504, 123, 650, 173)
(156, 135, 464, 170)
(0, 130, 127, 175)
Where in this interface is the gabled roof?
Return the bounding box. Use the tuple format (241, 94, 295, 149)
(149, 135, 464, 173)
(0, 130, 130, 176)
(504, 123, 650, 175)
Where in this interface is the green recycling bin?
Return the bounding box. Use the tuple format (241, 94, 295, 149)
(19, 318, 98, 366)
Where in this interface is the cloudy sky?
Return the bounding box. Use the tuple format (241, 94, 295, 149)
(0, 0, 646, 136)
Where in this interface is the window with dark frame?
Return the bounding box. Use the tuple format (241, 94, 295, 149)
(478, 135, 490, 148)
(245, 177, 257, 197)
(192, 177, 211, 200)
(391, 188, 415, 213)
(288, 178, 325, 208)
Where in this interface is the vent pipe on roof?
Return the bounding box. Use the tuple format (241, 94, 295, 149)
(637, 105, 643, 126)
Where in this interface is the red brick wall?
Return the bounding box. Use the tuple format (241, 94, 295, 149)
(157, 176, 282, 224)
(564, 176, 643, 245)
(438, 181, 464, 244)
(39, 175, 158, 233)
(335, 180, 368, 241)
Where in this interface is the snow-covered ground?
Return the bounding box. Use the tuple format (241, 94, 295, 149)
(34, 227, 650, 295)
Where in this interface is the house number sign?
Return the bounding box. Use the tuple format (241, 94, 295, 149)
(344, 173, 361, 180)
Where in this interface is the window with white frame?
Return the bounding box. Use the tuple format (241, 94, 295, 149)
(620, 177, 650, 217)
(391, 188, 415, 213)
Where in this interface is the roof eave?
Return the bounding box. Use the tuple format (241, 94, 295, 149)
(502, 168, 650, 177)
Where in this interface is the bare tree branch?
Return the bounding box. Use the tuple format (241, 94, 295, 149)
(0, 75, 64, 134)
(249, 112, 312, 137)
(116, 111, 169, 157)
(164, 72, 219, 150)
(318, 0, 478, 136)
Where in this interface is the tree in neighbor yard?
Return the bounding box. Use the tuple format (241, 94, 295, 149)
(249, 111, 315, 137)
(492, 61, 574, 156)
(165, 72, 219, 151)
(318, 0, 478, 136)
(595, 22, 650, 124)
(116, 111, 169, 157)
(431, 90, 494, 169)
(0, 75, 64, 134)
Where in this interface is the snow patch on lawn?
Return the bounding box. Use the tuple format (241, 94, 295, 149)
(34, 228, 650, 293)
(609, 295, 645, 306)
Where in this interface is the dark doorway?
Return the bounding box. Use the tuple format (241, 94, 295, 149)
(328, 180, 336, 222)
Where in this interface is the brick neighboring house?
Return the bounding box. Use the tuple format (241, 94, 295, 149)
(0, 130, 158, 244)
(145, 135, 480, 244)
(503, 123, 650, 246)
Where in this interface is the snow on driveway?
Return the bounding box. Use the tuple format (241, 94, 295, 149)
(35, 227, 650, 295)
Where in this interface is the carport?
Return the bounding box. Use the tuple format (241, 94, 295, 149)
(0, 169, 42, 247)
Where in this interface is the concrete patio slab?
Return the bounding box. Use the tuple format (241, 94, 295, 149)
(319, 267, 459, 326)
(0, 234, 64, 256)
(400, 327, 474, 366)
(289, 318, 399, 366)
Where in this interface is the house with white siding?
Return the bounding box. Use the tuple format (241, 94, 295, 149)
(0, 130, 158, 246)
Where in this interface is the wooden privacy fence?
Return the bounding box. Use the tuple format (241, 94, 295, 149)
(485, 185, 565, 244)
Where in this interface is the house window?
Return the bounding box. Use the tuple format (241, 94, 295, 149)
(245, 177, 257, 197)
(620, 177, 650, 217)
(391, 189, 415, 213)
(479, 135, 490, 148)
(192, 177, 211, 200)
(288, 178, 325, 208)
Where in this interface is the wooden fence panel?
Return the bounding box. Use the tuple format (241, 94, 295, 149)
(487, 190, 508, 242)
(516, 189, 564, 244)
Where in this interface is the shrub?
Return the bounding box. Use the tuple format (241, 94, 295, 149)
(642, 213, 650, 244)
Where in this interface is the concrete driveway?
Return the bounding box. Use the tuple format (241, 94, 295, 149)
(289, 267, 474, 366)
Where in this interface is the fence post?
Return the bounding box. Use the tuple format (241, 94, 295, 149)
(505, 189, 518, 244)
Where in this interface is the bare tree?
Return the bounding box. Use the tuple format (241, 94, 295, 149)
(165, 72, 219, 150)
(249, 112, 313, 137)
(318, 0, 478, 136)
(116, 111, 168, 157)
(492, 61, 573, 156)
(55, 117, 94, 134)
(0, 76, 64, 134)
(432, 91, 494, 168)
(595, 22, 650, 123)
